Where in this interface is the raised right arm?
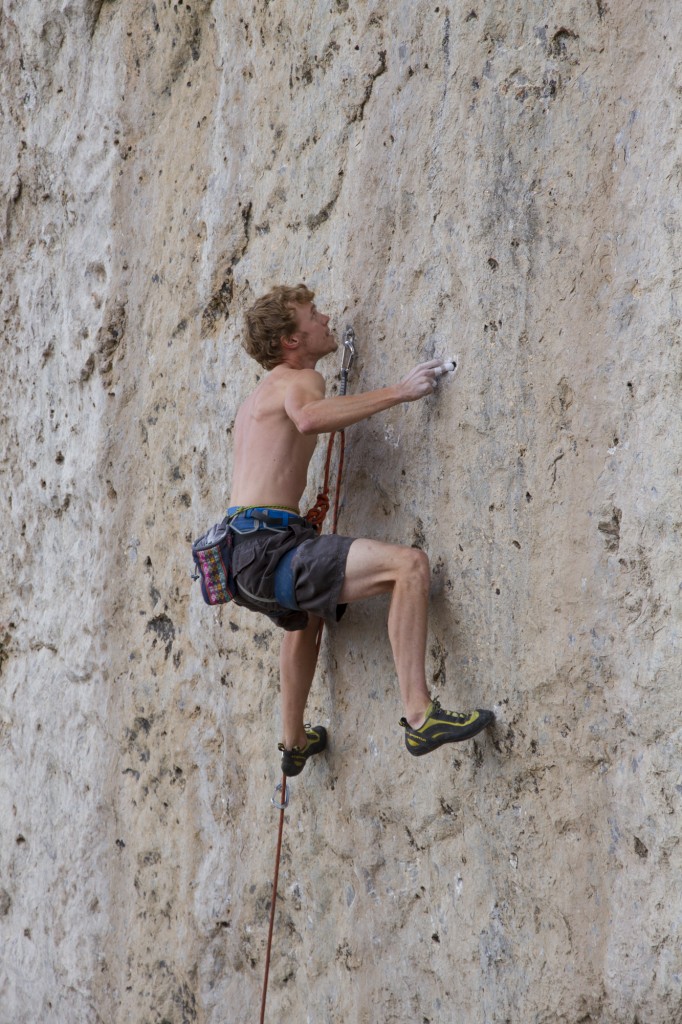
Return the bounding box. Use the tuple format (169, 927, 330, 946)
(284, 360, 446, 436)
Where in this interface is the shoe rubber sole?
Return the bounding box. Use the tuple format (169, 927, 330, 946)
(403, 707, 495, 756)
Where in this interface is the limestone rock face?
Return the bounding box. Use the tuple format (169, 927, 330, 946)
(1, 2, 681, 1022)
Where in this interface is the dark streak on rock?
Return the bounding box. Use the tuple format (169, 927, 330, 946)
(146, 614, 176, 658)
(0, 628, 12, 677)
(598, 507, 622, 553)
(550, 28, 578, 58)
(634, 836, 648, 859)
(430, 638, 447, 686)
(350, 50, 387, 124)
(0, 889, 11, 916)
(239, 201, 253, 253)
(549, 451, 565, 488)
(201, 269, 233, 335)
(85, 0, 106, 37)
(412, 517, 426, 549)
(307, 191, 339, 231)
(442, 15, 451, 65)
(97, 301, 127, 385)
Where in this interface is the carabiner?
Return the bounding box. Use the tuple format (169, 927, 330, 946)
(271, 780, 290, 810)
(340, 325, 357, 396)
(342, 325, 356, 374)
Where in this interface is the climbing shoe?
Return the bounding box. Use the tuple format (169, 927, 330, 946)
(278, 725, 328, 777)
(400, 698, 494, 756)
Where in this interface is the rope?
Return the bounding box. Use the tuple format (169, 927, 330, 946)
(331, 430, 345, 534)
(259, 772, 288, 1024)
(259, 427, 346, 1023)
(306, 430, 345, 528)
(313, 428, 344, 651)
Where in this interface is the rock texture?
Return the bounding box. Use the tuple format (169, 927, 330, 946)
(1, 1, 681, 1022)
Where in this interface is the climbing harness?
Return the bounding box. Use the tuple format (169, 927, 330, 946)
(259, 325, 357, 1024)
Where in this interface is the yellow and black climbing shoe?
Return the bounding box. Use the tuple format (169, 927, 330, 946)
(278, 725, 328, 777)
(400, 699, 494, 756)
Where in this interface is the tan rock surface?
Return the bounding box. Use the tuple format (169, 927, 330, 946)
(1, 2, 681, 1022)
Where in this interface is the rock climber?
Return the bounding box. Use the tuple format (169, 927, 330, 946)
(227, 282, 494, 776)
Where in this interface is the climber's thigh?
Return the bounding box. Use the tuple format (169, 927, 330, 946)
(338, 538, 423, 604)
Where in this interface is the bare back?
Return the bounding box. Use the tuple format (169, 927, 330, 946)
(228, 365, 321, 511)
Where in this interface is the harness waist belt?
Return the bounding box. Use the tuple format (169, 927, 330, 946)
(227, 506, 307, 533)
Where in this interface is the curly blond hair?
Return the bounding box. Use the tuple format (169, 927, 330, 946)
(243, 283, 315, 370)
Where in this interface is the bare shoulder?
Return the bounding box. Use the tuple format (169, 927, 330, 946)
(283, 367, 326, 400)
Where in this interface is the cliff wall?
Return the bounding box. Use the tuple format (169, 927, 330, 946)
(1, 2, 681, 1022)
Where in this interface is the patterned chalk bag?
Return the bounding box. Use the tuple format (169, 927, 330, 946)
(191, 517, 237, 605)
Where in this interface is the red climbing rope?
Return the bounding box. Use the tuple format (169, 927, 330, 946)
(330, 430, 346, 535)
(259, 772, 288, 1024)
(305, 428, 345, 534)
(260, 328, 355, 1021)
(259, 427, 346, 1023)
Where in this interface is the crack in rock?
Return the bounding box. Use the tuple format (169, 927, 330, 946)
(349, 50, 387, 124)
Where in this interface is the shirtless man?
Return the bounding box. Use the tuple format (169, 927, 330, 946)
(227, 283, 494, 776)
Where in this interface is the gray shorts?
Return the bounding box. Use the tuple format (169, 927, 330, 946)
(230, 520, 354, 631)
